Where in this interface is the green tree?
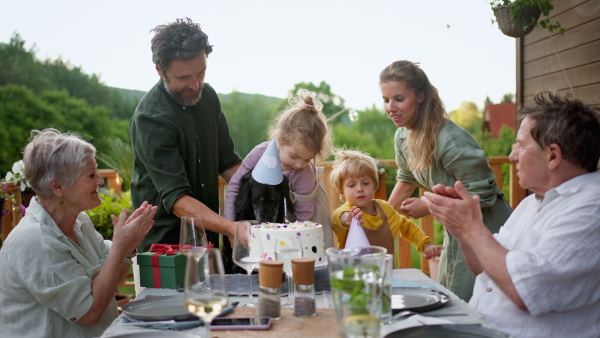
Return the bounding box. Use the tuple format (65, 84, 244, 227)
(0, 84, 61, 174)
(448, 101, 482, 134)
(220, 91, 283, 158)
(0, 33, 50, 94)
(332, 105, 396, 159)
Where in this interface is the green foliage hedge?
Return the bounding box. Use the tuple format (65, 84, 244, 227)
(85, 189, 132, 240)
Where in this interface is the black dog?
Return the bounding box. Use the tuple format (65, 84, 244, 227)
(233, 171, 296, 223)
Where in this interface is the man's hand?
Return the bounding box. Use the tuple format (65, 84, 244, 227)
(422, 181, 483, 239)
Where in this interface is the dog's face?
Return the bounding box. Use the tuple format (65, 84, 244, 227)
(250, 181, 283, 223)
(234, 171, 295, 223)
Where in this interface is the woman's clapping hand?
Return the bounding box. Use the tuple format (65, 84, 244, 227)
(111, 201, 157, 254)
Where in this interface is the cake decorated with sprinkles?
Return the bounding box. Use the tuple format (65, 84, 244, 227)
(250, 221, 327, 267)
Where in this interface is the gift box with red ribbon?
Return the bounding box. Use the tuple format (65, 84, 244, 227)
(138, 243, 185, 289)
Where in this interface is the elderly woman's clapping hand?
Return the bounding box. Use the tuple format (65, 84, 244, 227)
(111, 201, 157, 255)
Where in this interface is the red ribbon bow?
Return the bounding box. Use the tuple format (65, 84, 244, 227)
(149, 244, 180, 288)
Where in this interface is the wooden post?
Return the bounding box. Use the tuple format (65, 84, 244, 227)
(98, 169, 122, 196)
(1, 181, 24, 243)
(509, 163, 527, 209)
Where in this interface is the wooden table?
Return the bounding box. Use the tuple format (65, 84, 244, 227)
(101, 268, 502, 337)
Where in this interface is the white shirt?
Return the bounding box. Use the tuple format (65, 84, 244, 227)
(0, 197, 118, 338)
(469, 172, 600, 338)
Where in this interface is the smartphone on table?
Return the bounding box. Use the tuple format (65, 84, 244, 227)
(211, 317, 272, 330)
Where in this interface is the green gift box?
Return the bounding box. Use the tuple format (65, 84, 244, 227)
(138, 247, 186, 289)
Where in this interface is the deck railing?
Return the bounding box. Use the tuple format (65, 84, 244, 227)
(3, 157, 525, 273)
(318, 156, 526, 272)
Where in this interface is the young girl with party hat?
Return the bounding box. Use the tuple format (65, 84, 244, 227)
(224, 89, 334, 247)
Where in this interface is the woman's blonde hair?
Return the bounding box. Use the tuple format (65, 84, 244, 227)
(268, 89, 332, 163)
(379, 61, 448, 172)
(329, 149, 379, 202)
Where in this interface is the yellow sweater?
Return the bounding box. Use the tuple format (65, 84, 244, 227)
(331, 199, 431, 251)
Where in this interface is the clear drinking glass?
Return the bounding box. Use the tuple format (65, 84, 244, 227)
(179, 215, 209, 255)
(274, 235, 303, 307)
(326, 246, 387, 338)
(232, 220, 262, 306)
(184, 247, 228, 336)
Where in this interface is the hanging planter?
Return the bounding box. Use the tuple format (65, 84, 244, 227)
(493, 4, 541, 38)
(490, 0, 564, 38)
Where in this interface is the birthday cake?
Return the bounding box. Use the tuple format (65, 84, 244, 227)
(250, 221, 327, 267)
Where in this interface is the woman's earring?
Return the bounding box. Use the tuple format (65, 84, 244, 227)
(59, 199, 64, 205)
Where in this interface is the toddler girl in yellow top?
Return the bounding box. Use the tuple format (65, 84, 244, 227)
(330, 149, 441, 259)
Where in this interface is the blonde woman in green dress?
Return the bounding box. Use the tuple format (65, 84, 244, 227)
(380, 60, 512, 301)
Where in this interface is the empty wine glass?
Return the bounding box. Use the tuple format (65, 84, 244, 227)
(184, 247, 228, 336)
(275, 235, 303, 307)
(232, 220, 262, 307)
(180, 215, 209, 255)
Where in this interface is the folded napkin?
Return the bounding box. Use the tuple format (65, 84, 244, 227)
(381, 314, 454, 336)
(344, 217, 370, 249)
(392, 278, 436, 289)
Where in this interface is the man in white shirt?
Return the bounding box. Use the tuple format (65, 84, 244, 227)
(422, 92, 600, 338)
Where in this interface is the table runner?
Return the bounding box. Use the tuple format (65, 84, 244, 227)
(211, 306, 340, 338)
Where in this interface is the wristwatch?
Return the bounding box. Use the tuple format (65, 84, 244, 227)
(123, 249, 137, 265)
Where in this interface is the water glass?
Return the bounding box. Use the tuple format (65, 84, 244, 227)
(179, 215, 209, 254)
(326, 246, 387, 338)
(274, 235, 303, 307)
(381, 254, 393, 325)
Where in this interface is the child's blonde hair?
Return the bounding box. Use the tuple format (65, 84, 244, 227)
(330, 149, 379, 202)
(268, 89, 332, 163)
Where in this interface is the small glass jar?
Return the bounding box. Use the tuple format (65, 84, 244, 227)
(257, 260, 283, 320)
(258, 285, 282, 320)
(292, 258, 317, 317)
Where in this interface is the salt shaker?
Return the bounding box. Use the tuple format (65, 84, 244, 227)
(257, 260, 283, 320)
(292, 258, 316, 317)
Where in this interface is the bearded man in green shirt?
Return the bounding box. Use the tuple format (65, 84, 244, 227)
(130, 18, 242, 273)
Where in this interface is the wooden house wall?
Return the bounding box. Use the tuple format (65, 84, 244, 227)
(517, 0, 600, 109)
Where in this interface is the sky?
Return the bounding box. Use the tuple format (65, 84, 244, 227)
(1, 0, 516, 113)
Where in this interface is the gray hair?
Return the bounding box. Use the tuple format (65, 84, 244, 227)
(23, 129, 96, 198)
(151, 17, 213, 73)
(518, 92, 600, 172)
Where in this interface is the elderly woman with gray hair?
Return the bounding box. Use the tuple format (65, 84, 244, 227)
(0, 129, 157, 337)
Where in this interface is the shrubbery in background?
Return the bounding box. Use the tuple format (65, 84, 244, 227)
(85, 189, 132, 240)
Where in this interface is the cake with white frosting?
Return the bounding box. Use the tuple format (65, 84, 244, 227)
(250, 221, 327, 267)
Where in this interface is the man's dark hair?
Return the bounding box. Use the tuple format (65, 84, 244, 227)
(518, 92, 600, 172)
(151, 17, 213, 73)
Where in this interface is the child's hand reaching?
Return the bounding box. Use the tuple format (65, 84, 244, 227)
(423, 242, 443, 259)
(343, 206, 364, 227)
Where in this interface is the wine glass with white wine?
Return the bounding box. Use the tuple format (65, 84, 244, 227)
(232, 220, 262, 307)
(275, 235, 303, 307)
(184, 247, 228, 336)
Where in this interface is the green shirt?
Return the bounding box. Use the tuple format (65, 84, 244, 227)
(395, 119, 512, 301)
(130, 80, 242, 251)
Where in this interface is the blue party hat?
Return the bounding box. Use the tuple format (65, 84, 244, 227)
(252, 140, 283, 185)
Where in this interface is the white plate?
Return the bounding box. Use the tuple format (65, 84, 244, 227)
(391, 288, 450, 313)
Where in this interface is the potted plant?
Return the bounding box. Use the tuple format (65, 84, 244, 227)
(5, 160, 35, 207)
(490, 0, 564, 38)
